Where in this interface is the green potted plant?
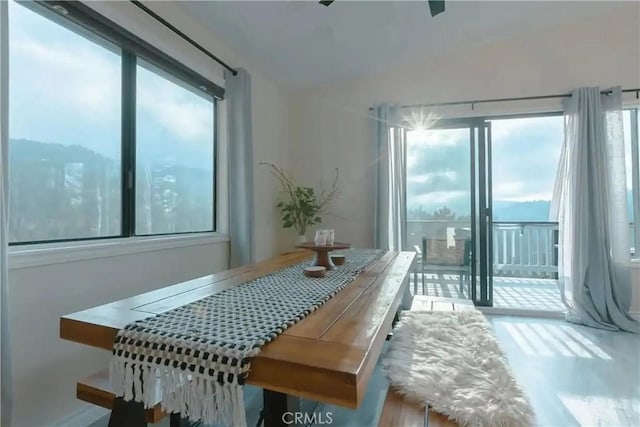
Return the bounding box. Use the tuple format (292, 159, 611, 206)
(261, 163, 339, 243)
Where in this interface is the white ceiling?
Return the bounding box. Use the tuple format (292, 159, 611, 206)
(180, 1, 629, 88)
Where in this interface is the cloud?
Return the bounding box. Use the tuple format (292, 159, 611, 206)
(9, 3, 121, 158)
(406, 128, 472, 215)
(407, 130, 472, 178)
(490, 116, 563, 201)
(406, 116, 565, 213)
(409, 171, 466, 195)
(10, 26, 121, 118)
(137, 65, 213, 143)
(8, 2, 213, 165)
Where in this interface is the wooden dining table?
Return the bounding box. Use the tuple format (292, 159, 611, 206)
(59, 249, 416, 427)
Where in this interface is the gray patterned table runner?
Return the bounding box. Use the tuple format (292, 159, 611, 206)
(110, 249, 386, 426)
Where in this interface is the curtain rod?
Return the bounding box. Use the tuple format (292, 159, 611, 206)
(369, 88, 640, 111)
(130, 1, 238, 76)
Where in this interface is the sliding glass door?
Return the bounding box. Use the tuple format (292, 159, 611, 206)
(406, 119, 493, 306)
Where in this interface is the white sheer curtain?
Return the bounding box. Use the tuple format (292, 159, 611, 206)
(0, 0, 10, 422)
(372, 104, 407, 251)
(551, 87, 639, 332)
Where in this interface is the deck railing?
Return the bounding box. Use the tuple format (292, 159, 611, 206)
(406, 220, 559, 279)
(406, 220, 638, 279)
(492, 222, 558, 279)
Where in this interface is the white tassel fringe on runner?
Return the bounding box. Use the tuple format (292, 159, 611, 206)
(110, 359, 252, 426)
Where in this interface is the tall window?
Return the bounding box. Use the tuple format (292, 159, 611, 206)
(8, 1, 220, 244)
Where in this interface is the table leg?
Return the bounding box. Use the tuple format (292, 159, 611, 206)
(401, 280, 412, 310)
(108, 397, 147, 427)
(263, 389, 301, 427)
(170, 413, 196, 427)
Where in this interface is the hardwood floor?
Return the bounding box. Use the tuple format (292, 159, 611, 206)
(489, 316, 640, 427)
(89, 316, 639, 427)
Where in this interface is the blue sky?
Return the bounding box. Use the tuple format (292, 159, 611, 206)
(8, 0, 214, 171)
(407, 110, 636, 219)
(490, 116, 564, 202)
(407, 115, 564, 216)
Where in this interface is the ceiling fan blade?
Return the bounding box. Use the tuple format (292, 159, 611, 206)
(428, 0, 445, 17)
(319, 0, 335, 6)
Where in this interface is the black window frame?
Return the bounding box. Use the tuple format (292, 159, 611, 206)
(9, 0, 222, 246)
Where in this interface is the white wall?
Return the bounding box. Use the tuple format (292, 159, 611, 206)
(289, 4, 640, 248)
(252, 75, 296, 258)
(5, 1, 293, 426)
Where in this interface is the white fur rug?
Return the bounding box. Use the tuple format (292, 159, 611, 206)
(383, 310, 534, 427)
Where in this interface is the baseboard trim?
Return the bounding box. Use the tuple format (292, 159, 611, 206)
(54, 405, 108, 427)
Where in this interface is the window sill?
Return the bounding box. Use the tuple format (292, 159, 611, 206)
(8, 233, 229, 270)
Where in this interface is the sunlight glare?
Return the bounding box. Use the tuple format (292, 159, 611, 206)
(559, 395, 640, 427)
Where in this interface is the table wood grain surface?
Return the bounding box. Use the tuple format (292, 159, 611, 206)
(60, 249, 416, 410)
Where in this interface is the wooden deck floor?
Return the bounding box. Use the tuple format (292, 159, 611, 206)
(412, 275, 565, 312)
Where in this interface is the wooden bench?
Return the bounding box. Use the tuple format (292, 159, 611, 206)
(379, 388, 459, 427)
(410, 295, 475, 312)
(77, 369, 175, 425)
(379, 296, 471, 427)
